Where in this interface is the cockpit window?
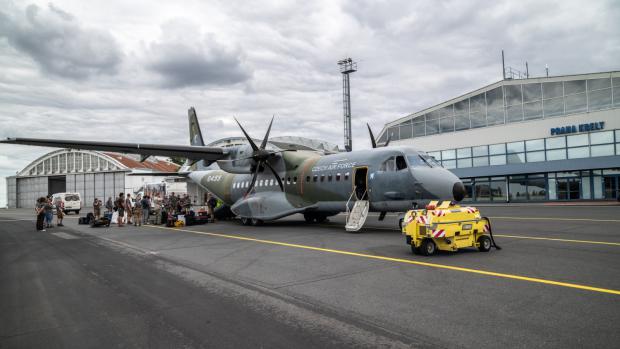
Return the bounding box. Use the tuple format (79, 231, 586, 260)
(379, 156, 396, 171)
(395, 156, 407, 170)
(408, 153, 442, 168)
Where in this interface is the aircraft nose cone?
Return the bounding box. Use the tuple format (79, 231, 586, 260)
(453, 181, 466, 202)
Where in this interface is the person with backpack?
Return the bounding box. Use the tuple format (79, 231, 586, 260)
(141, 195, 151, 225)
(35, 197, 46, 231)
(115, 193, 125, 227)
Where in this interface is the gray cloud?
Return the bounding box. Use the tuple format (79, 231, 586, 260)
(147, 21, 251, 88)
(0, 1, 122, 79)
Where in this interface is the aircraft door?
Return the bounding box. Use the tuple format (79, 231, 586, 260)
(371, 155, 412, 202)
(353, 167, 368, 200)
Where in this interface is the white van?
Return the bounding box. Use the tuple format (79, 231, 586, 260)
(52, 192, 82, 214)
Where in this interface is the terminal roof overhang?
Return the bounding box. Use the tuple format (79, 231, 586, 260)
(377, 70, 620, 143)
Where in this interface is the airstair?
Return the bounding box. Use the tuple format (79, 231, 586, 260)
(345, 190, 369, 232)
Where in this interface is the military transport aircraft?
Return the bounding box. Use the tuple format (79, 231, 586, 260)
(1, 108, 466, 230)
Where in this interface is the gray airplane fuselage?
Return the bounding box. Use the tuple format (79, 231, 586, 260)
(191, 145, 464, 220)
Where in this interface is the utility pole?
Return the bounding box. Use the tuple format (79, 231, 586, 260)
(338, 58, 357, 152)
(501, 50, 506, 80)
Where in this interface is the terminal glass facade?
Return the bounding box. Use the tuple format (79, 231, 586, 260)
(379, 75, 620, 143)
(426, 129, 620, 170)
(461, 169, 620, 202)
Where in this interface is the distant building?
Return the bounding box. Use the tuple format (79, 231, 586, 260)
(377, 71, 620, 202)
(6, 149, 179, 208)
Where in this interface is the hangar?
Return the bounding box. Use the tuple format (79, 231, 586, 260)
(6, 149, 179, 209)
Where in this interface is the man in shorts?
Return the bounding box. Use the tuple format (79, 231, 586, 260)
(133, 195, 142, 226)
(116, 193, 125, 227)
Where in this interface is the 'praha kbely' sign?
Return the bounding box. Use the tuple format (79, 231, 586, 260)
(550, 121, 605, 136)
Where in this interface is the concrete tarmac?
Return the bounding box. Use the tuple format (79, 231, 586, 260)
(1, 205, 619, 348)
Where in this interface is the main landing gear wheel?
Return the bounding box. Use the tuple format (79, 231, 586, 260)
(240, 217, 252, 226)
(304, 214, 314, 223)
(478, 235, 492, 252)
(419, 239, 437, 256)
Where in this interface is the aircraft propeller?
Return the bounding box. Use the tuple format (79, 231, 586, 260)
(222, 116, 285, 196)
(367, 123, 390, 148)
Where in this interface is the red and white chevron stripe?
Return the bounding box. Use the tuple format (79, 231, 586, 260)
(483, 224, 490, 232)
(404, 214, 414, 224)
(431, 229, 445, 238)
(416, 215, 428, 224)
(465, 207, 477, 214)
(432, 210, 446, 217)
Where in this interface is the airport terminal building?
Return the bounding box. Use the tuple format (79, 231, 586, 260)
(377, 71, 620, 202)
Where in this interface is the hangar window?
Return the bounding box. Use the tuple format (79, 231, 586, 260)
(233, 182, 237, 189)
(269, 179, 274, 186)
(306, 176, 310, 182)
(313, 175, 318, 182)
(320, 174, 325, 182)
(293, 177, 297, 184)
(345, 172, 350, 180)
(336, 173, 341, 181)
(286, 177, 291, 185)
(328, 174, 332, 181)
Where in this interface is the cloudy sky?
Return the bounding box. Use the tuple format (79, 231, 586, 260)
(0, 0, 619, 205)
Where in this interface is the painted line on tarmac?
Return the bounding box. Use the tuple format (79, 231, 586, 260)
(494, 234, 620, 246)
(149, 225, 620, 296)
(322, 224, 620, 247)
(490, 216, 620, 223)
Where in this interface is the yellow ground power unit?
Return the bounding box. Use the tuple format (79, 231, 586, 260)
(402, 201, 501, 256)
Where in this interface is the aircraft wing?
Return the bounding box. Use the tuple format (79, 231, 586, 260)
(1, 137, 226, 162)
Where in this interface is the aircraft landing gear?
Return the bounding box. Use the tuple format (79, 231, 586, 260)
(240, 217, 264, 226)
(303, 213, 328, 223)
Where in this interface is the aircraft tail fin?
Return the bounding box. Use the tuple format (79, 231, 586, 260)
(187, 107, 208, 170)
(188, 107, 205, 146)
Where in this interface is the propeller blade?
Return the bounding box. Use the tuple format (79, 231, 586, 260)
(234, 117, 259, 151)
(245, 165, 260, 196)
(260, 116, 274, 150)
(264, 162, 284, 191)
(366, 123, 377, 148)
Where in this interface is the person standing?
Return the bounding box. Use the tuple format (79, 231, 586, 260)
(105, 196, 113, 213)
(115, 193, 125, 227)
(133, 195, 142, 226)
(55, 199, 65, 227)
(141, 195, 151, 225)
(93, 198, 102, 219)
(153, 194, 162, 225)
(44, 196, 54, 228)
(125, 194, 133, 225)
(35, 197, 46, 231)
(207, 193, 217, 221)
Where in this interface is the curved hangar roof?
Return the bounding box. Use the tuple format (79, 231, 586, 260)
(208, 136, 340, 153)
(16, 149, 179, 177)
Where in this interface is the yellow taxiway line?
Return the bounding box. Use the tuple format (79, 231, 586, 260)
(149, 225, 620, 296)
(321, 224, 620, 247)
(494, 234, 620, 246)
(490, 216, 620, 223)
